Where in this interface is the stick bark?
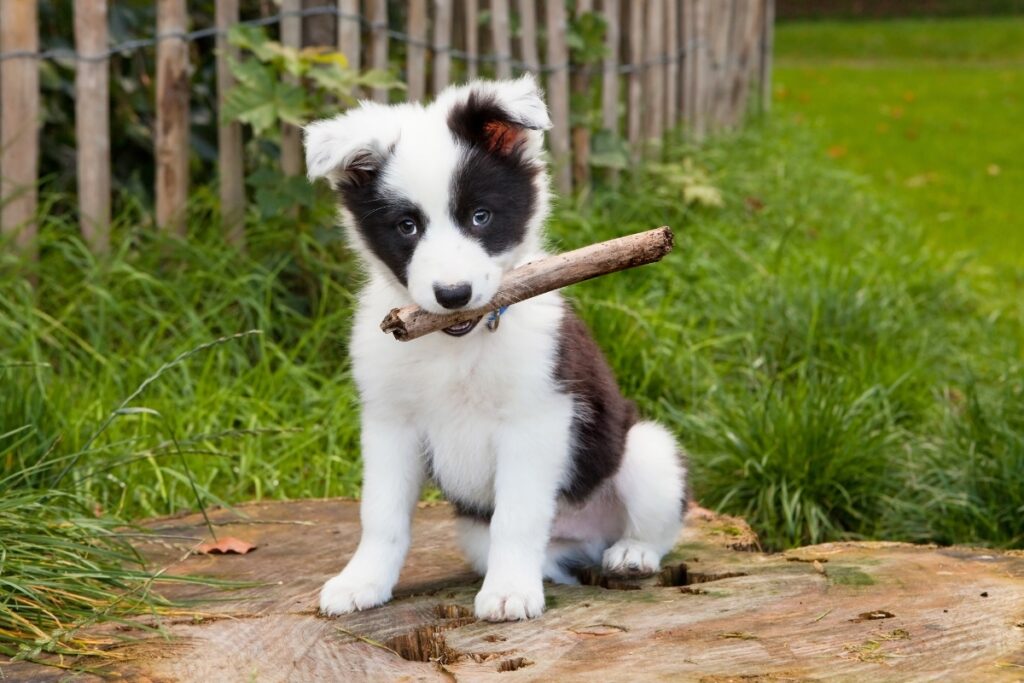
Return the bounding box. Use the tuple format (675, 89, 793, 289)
(381, 226, 674, 341)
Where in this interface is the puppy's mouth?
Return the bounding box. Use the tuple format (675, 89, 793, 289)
(442, 316, 482, 337)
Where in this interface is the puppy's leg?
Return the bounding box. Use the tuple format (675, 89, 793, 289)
(320, 416, 423, 615)
(603, 421, 686, 577)
(475, 405, 573, 621)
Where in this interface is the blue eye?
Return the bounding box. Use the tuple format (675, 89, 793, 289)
(472, 209, 492, 227)
(396, 218, 418, 236)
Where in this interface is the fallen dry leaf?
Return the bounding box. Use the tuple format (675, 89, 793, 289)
(197, 536, 257, 555)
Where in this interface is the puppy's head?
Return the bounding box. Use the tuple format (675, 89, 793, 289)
(305, 76, 552, 315)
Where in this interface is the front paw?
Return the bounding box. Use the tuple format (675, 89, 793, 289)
(474, 583, 545, 622)
(319, 573, 392, 616)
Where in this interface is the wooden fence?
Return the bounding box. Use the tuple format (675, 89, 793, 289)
(0, 0, 774, 258)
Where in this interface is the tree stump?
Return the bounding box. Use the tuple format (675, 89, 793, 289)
(6, 500, 1024, 681)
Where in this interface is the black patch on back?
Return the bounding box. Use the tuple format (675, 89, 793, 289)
(554, 305, 638, 502)
(336, 159, 426, 285)
(447, 93, 541, 255)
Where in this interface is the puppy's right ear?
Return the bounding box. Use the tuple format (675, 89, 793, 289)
(304, 103, 403, 188)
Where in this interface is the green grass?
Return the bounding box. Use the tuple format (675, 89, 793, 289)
(3, 120, 1022, 556)
(774, 17, 1024, 269)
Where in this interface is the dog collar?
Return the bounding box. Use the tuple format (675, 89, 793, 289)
(485, 305, 510, 332)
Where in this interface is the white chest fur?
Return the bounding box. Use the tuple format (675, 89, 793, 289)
(349, 276, 570, 509)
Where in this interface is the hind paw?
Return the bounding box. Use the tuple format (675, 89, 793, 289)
(602, 540, 661, 577)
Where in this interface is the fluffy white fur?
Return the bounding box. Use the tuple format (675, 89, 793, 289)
(306, 76, 686, 622)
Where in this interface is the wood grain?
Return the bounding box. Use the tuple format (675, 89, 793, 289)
(74, 0, 111, 255)
(10, 500, 1024, 682)
(516, 0, 540, 73)
(626, 0, 643, 162)
(367, 0, 389, 102)
(216, 0, 246, 247)
(544, 0, 571, 194)
(380, 226, 675, 341)
(432, 0, 453, 95)
(279, 0, 303, 183)
(570, 0, 593, 189)
(490, 0, 512, 79)
(155, 0, 189, 236)
(406, 0, 428, 101)
(337, 0, 362, 74)
(464, 0, 479, 80)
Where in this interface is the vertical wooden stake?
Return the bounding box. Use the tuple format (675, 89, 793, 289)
(690, 0, 709, 140)
(626, 0, 643, 162)
(338, 0, 362, 74)
(600, 0, 619, 136)
(216, 0, 245, 247)
(570, 0, 593, 190)
(279, 0, 303, 182)
(759, 0, 774, 113)
(407, 0, 428, 100)
(75, 0, 111, 255)
(643, 0, 664, 147)
(432, 0, 453, 95)
(491, 0, 512, 79)
(155, 0, 189, 236)
(544, 0, 571, 194)
(368, 0, 389, 102)
(665, 0, 679, 134)
(465, 0, 479, 80)
(1, 0, 39, 259)
(516, 0, 540, 73)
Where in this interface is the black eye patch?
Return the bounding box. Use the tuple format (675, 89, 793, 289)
(338, 170, 426, 286)
(450, 147, 539, 255)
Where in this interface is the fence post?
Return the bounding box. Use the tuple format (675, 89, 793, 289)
(516, 0, 540, 73)
(600, 0, 619, 135)
(644, 0, 664, 147)
(570, 0, 592, 190)
(759, 0, 774, 113)
(691, 0, 709, 140)
(432, 0, 452, 95)
(279, 0, 304, 183)
(626, 1, 643, 163)
(1, 1, 39, 259)
(407, 0, 428, 100)
(337, 0, 361, 75)
(545, 0, 571, 194)
(464, 0, 479, 80)
(665, 0, 679, 133)
(368, 0, 389, 102)
(216, 0, 245, 247)
(491, 0, 512, 80)
(74, 0, 111, 255)
(155, 0, 189, 236)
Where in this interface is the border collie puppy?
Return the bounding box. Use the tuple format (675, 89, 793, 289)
(304, 76, 687, 622)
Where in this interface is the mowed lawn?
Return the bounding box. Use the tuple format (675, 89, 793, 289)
(774, 17, 1024, 270)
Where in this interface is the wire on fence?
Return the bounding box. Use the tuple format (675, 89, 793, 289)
(0, 5, 707, 76)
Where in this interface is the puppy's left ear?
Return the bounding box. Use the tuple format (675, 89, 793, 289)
(442, 75, 552, 159)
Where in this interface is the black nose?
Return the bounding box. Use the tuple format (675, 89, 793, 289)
(433, 282, 473, 309)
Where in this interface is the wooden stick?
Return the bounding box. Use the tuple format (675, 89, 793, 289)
(381, 226, 674, 341)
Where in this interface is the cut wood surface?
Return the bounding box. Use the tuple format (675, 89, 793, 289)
(7, 499, 1024, 682)
(380, 226, 675, 341)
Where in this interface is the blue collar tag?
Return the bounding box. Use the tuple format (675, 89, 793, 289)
(486, 305, 509, 332)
